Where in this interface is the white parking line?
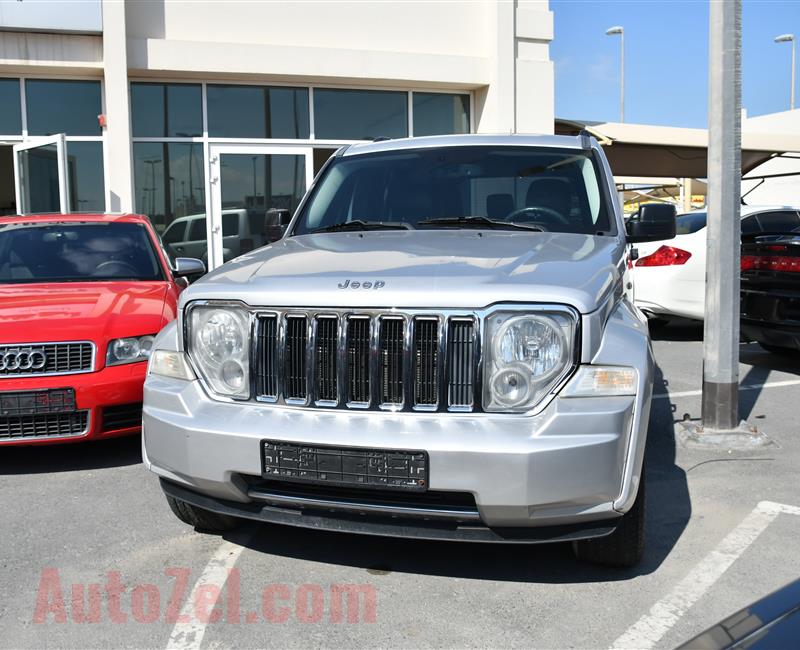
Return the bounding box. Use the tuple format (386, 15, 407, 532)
(612, 501, 800, 649)
(166, 539, 247, 650)
(654, 378, 800, 400)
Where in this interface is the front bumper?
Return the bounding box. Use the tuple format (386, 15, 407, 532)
(0, 362, 146, 446)
(144, 374, 642, 531)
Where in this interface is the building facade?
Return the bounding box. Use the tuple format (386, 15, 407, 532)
(0, 0, 554, 267)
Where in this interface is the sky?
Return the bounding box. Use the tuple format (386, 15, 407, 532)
(551, 0, 800, 127)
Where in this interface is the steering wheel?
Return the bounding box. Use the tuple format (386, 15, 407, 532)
(504, 206, 570, 227)
(93, 260, 139, 277)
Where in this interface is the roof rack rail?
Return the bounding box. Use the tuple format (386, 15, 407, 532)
(371, 136, 392, 142)
(579, 130, 593, 151)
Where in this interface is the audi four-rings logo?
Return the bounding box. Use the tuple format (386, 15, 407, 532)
(0, 348, 48, 371)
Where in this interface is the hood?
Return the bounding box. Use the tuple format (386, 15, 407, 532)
(0, 282, 169, 343)
(185, 231, 625, 314)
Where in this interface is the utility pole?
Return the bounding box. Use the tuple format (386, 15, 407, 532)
(774, 34, 796, 110)
(606, 26, 625, 122)
(703, 0, 741, 431)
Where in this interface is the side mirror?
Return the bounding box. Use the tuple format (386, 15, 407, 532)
(173, 257, 206, 277)
(626, 203, 677, 243)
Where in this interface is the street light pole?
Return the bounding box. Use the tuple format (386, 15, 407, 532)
(606, 26, 625, 122)
(774, 33, 796, 110)
(703, 0, 741, 431)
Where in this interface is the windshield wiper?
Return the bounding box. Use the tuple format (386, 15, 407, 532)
(311, 220, 413, 233)
(418, 216, 543, 232)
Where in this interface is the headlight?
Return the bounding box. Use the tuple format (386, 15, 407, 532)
(187, 305, 251, 399)
(483, 311, 575, 412)
(107, 335, 155, 366)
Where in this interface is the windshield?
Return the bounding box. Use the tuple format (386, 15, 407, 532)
(675, 212, 707, 235)
(0, 222, 164, 283)
(293, 146, 613, 236)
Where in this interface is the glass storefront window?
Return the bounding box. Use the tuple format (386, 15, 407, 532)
(0, 78, 22, 134)
(26, 79, 102, 136)
(313, 89, 407, 140)
(66, 141, 105, 212)
(131, 83, 202, 138)
(413, 93, 470, 136)
(207, 85, 309, 139)
(133, 142, 206, 252)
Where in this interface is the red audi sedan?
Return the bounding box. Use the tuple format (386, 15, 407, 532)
(0, 213, 204, 446)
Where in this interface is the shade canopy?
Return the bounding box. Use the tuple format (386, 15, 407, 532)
(555, 119, 800, 178)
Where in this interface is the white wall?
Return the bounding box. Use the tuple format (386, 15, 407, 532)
(124, 0, 555, 135)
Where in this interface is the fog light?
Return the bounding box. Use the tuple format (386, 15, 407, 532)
(491, 365, 532, 407)
(221, 360, 245, 390)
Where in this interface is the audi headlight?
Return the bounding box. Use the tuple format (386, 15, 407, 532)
(187, 305, 250, 399)
(107, 335, 155, 366)
(483, 311, 575, 412)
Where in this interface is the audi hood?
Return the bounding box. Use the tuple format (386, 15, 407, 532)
(181, 230, 626, 314)
(0, 282, 171, 345)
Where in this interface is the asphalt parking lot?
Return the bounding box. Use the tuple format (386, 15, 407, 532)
(2, 320, 799, 649)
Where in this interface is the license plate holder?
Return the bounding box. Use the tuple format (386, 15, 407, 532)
(0, 388, 76, 416)
(261, 440, 428, 491)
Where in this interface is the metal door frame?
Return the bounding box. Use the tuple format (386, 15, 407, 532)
(13, 134, 70, 214)
(207, 143, 313, 270)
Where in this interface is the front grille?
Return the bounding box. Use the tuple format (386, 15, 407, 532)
(254, 310, 478, 412)
(102, 403, 142, 432)
(0, 411, 89, 440)
(0, 342, 94, 377)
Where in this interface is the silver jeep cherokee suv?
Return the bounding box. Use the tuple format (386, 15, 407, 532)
(143, 134, 675, 567)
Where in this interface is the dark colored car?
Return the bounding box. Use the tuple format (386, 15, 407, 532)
(678, 578, 800, 649)
(741, 234, 800, 354)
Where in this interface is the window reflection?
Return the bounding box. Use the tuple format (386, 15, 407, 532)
(133, 143, 206, 259)
(207, 85, 309, 138)
(26, 80, 102, 136)
(17, 145, 60, 214)
(313, 89, 407, 140)
(413, 93, 470, 136)
(131, 83, 202, 138)
(0, 79, 22, 135)
(66, 142, 105, 212)
(218, 153, 306, 258)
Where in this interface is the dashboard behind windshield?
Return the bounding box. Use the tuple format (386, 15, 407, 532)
(293, 146, 614, 236)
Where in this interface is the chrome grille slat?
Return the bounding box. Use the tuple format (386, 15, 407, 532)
(284, 316, 308, 401)
(346, 317, 371, 405)
(447, 320, 475, 409)
(379, 318, 404, 405)
(315, 317, 338, 402)
(0, 342, 94, 377)
(256, 316, 279, 398)
(413, 318, 439, 407)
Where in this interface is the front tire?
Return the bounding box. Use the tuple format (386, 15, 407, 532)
(572, 474, 645, 568)
(165, 494, 241, 532)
